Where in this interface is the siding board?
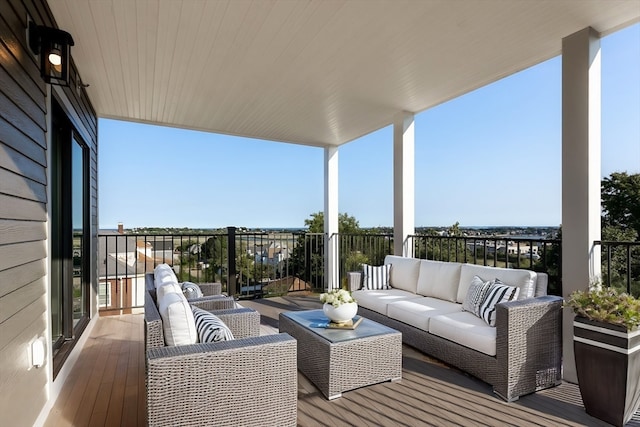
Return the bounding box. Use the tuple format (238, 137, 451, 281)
(0, 294, 46, 351)
(0, 3, 45, 97)
(0, 193, 46, 221)
(0, 90, 45, 141)
(0, 116, 46, 165)
(0, 276, 45, 323)
(0, 142, 46, 184)
(0, 241, 47, 272)
(0, 258, 46, 297)
(0, 166, 47, 202)
(0, 68, 45, 125)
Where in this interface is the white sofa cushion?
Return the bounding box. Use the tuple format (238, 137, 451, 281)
(384, 255, 421, 294)
(456, 264, 536, 303)
(158, 291, 198, 346)
(386, 297, 463, 332)
(429, 311, 497, 356)
(362, 263, 391, 290)
(353, 288, 423, 316)
(416, 260, 462, 302)
(154, 263, 179, 289)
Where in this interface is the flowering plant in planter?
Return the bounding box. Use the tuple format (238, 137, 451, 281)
(567, 285, 640, 426)
(566, 286, 640, 331)
(320, 288, 356, 308)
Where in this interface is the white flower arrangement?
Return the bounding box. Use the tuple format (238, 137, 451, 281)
(320, 288, 356, 307)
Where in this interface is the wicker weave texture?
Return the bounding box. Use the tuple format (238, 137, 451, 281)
(146, 335, 298, 427)
(189, 296, 236, 310)
(280, 312, 402, 399)
(358, 295, 563, 401)
(198, 282, 222, 296)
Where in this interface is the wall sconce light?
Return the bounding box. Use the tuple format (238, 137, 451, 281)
(28, 21, 75, 86)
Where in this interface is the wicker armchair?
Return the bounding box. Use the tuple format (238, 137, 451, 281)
(145, 272, 236, 310)
(144, 284, 297, 426)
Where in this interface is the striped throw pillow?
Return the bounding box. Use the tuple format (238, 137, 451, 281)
(478, 279, 520, 327)
(362, 264, 392, 290)
(191, 306, 235, 342)
(462, 275, 492, 316)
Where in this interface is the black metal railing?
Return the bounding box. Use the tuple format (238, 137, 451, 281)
(101, 229, 640, 311)
(409, 235, 563, 295)
(595, 240, 640, 297)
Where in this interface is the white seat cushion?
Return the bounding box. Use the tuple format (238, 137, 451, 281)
(386, 297, 463, 332)
(156, 283, 183, 303)
(384, 255, 421, 293)
(416, 260, 462, 302)
(456, 264, 536, 303)
(158, 291, 198, 346)
(353, 288, 423, 315)
(154, 263, 179, 289)
(429, 311, 497, 356)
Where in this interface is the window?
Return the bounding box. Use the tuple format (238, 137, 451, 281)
(51, 100, 90, 374)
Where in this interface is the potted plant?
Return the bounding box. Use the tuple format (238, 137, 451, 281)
(566, 285, 640, 426)
(320, 288, 358, 324)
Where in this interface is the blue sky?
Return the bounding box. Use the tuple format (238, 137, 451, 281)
(99, 23, 639, 230)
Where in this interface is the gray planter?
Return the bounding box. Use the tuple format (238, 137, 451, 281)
(573, 317, 640, 426)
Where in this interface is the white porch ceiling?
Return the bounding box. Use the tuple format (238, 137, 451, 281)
(48, 0, 640, 147)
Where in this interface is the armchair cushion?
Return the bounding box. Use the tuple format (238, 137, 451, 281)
(192, 306, 234, 342)
(154, 263, 179, 289)
(158, 292, 198, 346)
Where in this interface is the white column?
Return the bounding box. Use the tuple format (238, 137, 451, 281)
(393, 112, 415, 257)
(324, 146, 339, 290)
(561, 27, 602, 383)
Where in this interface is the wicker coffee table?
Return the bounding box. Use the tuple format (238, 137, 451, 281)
(279, 309, 402, 399)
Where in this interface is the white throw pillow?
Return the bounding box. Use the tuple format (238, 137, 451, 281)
(191, 306, 235, 342)
(362, 263, 392, 290)
(158, 292, 198, 346)
(462, 275, 492, 316)
(182, 282, 204, 299)
(154, 263, 178, 289)
(478, 279, 520, 327)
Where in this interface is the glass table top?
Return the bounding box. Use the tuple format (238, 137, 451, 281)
(281, 309, 398, 343)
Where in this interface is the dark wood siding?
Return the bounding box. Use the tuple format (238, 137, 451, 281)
(0, 0, 98, 425)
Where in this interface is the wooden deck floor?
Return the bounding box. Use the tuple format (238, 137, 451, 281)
(45, 296, 639, 427)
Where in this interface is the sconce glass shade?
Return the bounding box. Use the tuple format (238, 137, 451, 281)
(28, 22, 75, 86)
(48, 47, 62, 66)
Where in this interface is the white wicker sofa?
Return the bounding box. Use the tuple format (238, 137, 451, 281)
(349, 255, 563, 402)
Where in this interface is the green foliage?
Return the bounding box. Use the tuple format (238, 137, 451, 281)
(566, 286, 640, 331)
(304, 211, 361, 234)
(345, 252, 369, 272)
(601, 172, 640, 237)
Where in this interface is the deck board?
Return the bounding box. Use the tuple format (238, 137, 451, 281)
(44, 296, 639, 427)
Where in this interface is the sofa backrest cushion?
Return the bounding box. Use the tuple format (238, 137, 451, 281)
(158, 291, 198, 346)
(416, 260, 462, 302)
(457, 264, 536, 303)
(154, 263, 178, 289)
(384, 255, 421, 294)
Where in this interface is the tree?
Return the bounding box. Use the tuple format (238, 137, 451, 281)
(602, 172, 640, 237)
(304, 211, 361, 234)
